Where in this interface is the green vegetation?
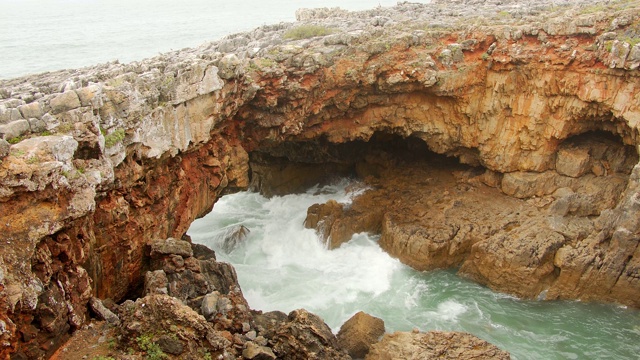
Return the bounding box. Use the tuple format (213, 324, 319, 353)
(283, 25, 335, 40)
(496, 10, 511, 19)
(10, 149, 25, 157)
(7, 136, 23, 144)
(26, 156, 40, 164)
(136, 334, 167, 360)
(92, 357, 115, 360)
(481, 53, 490, 61)
(104, 128, 125, 148)
(39, 130, 52, 136)
(620, 36, 640, 47)
(57, 123, 74, 133)
(604, 40, 614, 52)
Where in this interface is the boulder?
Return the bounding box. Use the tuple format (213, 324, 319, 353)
(49, 90, 81, 114)
(88, 297, 120, 325)
(150, 237, 194, 258)
(337, 311, 385, 359)
(556, 146, 590, 177)
(243, 341, 277, 360)
(270, 309, 351, 360)
(365, 331, 510, 360)
(0, 119, 30, 140)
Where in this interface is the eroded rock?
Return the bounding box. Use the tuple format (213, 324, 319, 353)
(337, 311, 385, 359)
(365, 331, 510, 360)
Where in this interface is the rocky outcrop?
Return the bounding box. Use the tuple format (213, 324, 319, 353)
(365, 331, 511, 360)
(1, 0, 640, 357)
(337, 311, 385, 359)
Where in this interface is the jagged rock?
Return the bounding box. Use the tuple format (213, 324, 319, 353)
(150, 238, 194, 258)
(556, 146, 590, 177)
(337, 311, 385, 359)
(117, 294, 235, 359)
(0, 138, 9, 158)
(192, 243, 217, 261)
(243, 341, 277, 360)
(201, 291, 220, 320)
(270, 309, 351, 360)
(144, 269, 169, 295)
(365, 331, 510, 360)
(221, 225, 251, 253)
(88, 297, 120, 325)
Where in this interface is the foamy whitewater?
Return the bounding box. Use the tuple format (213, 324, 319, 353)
(188, 180, 640, 360)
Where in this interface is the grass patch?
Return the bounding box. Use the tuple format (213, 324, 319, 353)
(136, 334, 167, 360)
(104, 128, 125, 148)
(7, 136, 23, 144)
(283, 25, 335, 40)
(26, 156, 40, 164)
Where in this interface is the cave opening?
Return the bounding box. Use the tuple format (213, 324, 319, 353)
(247, 131, 478, 198)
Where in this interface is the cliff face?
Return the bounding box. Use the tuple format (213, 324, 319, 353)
(1, 0, 640, 357)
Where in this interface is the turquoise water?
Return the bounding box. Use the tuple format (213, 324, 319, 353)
(0, 0, 429, 79)
(188, 181, 640, 360)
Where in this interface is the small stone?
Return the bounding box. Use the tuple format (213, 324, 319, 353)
(243, 341, 276, 360)
(201, 292, 220, 319)
(246, 330, 257, 341)
(0, 139, 9, 158)
(157, 335, 184, 355)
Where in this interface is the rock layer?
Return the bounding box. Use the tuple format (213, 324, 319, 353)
(0, 0, 640, 357)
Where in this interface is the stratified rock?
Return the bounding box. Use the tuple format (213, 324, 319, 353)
(337, 311, 385, 359)
(365, 331, 510, 360)
(270, 309, 351, 360)
(150, 237, 194, 258)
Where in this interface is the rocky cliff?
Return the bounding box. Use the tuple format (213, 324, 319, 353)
(1, 0, 640, 358)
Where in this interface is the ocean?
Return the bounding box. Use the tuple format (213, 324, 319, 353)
(0, 0, 429, 79)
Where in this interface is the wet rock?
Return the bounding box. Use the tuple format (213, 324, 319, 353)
(365, 331, 510, 360)
(221, 225, 251, 253)
(337, 311, 385, 359)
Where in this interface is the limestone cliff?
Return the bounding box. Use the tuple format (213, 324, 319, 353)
(1, 0, 640, 358)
